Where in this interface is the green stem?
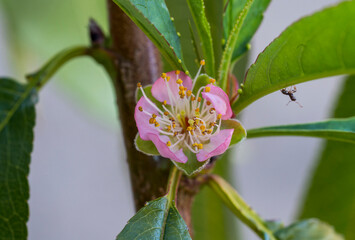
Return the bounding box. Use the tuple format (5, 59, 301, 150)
(207, 174, 277, 240)
(167, 166, 183, 205)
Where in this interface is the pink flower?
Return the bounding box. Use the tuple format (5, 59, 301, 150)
(134, 69, 235, 164)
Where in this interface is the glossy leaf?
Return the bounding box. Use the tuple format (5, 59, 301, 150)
(174, 150, 209, 176)
(274, 219, 343, 240)
(299, 76, 355, 239)
(207, 174, 277, 240)
(218, 0, 254, 90)
(0, 78, 37, 240)
(112, 0, 185, 70)
(134, 134, 160, 156)
(221, 119, 247, 146)
(232, 1, 355, 114)
(117, 166, 191, 240)
(223, 0, 270, 62)
(187, 0, 215, 76)
(247, 118, 355, 144)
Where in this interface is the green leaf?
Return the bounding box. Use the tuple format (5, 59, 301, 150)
(117, 167, 191, 240)
(187, 0, 215, 77)
(247, 117, 355, 144)
(112, 0, 185, 70)
(224, 0, 270, 62)
(299, 75, 355, 239)
(221, 119, 246, 146)
(207, 174, 277, 240)
(0, 78, 37, 240)
(192, 74, 211, 95)
(134, 133, 160, 156)
(274, 219, 343, 240)
(174, 150, 209, 176)
(232, 1, 355, 114)
(218, 0, 254, 91)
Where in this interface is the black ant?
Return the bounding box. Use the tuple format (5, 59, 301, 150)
(280, 86, 303, 108)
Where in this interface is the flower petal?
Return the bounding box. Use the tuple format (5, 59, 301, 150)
(151, 71, 192, 104)
(135, 97, 188, 163)
(148, 133, 188, 163)
(196, 129, 234, 162)
(201, 84, 233, 120)
(135, 97, 160, 140)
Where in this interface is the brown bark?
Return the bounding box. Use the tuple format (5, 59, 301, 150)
(107, 1, 169, 210)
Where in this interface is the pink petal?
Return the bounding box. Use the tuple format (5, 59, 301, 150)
(196, 129, 234, 162)
(148, 133, 188, 163)
(134, 97, 160, 140)
(135, 97, 188, 163)
(201, 84, 233, 120)
(151, 71, 192, 104)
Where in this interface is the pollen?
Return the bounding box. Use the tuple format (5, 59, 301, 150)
(175, 70, 180, 75)
(209, 108, 215, 113)
(167, 126, 171, 131)
(176, 79, 183, 84)
(207, 129, 213, 134)
(197, 97, 202, 102)
(209, 78, 216, 84)
(166, 76, 171, 82)
(179, 86, 185, 90)
(163, 100, 167, 105)
(138, 106, 143, 112)
(149, 118, 156, 124)
(217, 114, 222, 120)
(206, 101, 211, 105)
(166, 141, 171, 147)
(152, 114, 157, 118)
(188, 119, 195, 126)
(195, 108, 200, 113)
(200, 60, 205, 66)
(197, 144, 203, 149)
(187, 126, 192, 132)
(137, 82, 142, 88)
(187, 90, 192, 97)
(205, 86, 211, 92)
(161, 73, 167, 78)
(200, 125, 206, 131)
(155, 122, 160, 127)
(164, 111, 169, 116)
(191, 96, 196, 101)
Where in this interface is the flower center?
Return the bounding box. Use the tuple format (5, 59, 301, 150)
(137, 64, 222, 154)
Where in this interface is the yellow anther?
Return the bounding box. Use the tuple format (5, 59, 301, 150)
(206, 101, 211, 105)
(170, 117, 175, 121)
(200, 125, 206, 131)
(209, 78, 216, 84)
(209, 122, 216, 127)
(188, 119, 195, 126)
(209, 108, 215, 113)
(163, 100, 167, 105)
(149, 118, 156, 124)
(152, 114, 157, 118)
(164, 111, 169, 116)
(198, 144, 203, 149)
(137, 82, 142, 88)
(138, 106, 143, 112)
(167, 126, 171, 131)
(174, 132, 178, 136)
(184, 87, 187, 91)
(155, 122, 160, 127)
(166, 76, 171, 82)
(200, 60, 205, 66)
(191, 96, 196, 101)
(197, 97, 202, 102)
(187, 126, 192, 132)
(205, 87, 211, 92)
(161, 73, 167, 78)
(195, 119, 200, 125)
(192, 143, 197, 147)
(195, 108, 200, 113)
(217, 114, 222, 120)
(187, 90, 192, 97)
(176, 79, 183, 85)
(175, 70, 180, 75)
(207, 129, 213, 134)
(166, 141, 171, 147)
(172, 123, 176, 128)
(179, 86, 185, 90)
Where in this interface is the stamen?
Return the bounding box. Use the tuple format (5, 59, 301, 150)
(176, 79, 183, 85)
(205, 87, 211, 92)
(166, 141, 171, 147)
(138, 106, 143, 112)
(209, 78, 216, 84)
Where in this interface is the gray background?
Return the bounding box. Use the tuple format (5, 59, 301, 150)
(0, 0, 342, 239)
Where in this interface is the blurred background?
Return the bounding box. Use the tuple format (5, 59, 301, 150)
(0, 0, 343, 239)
